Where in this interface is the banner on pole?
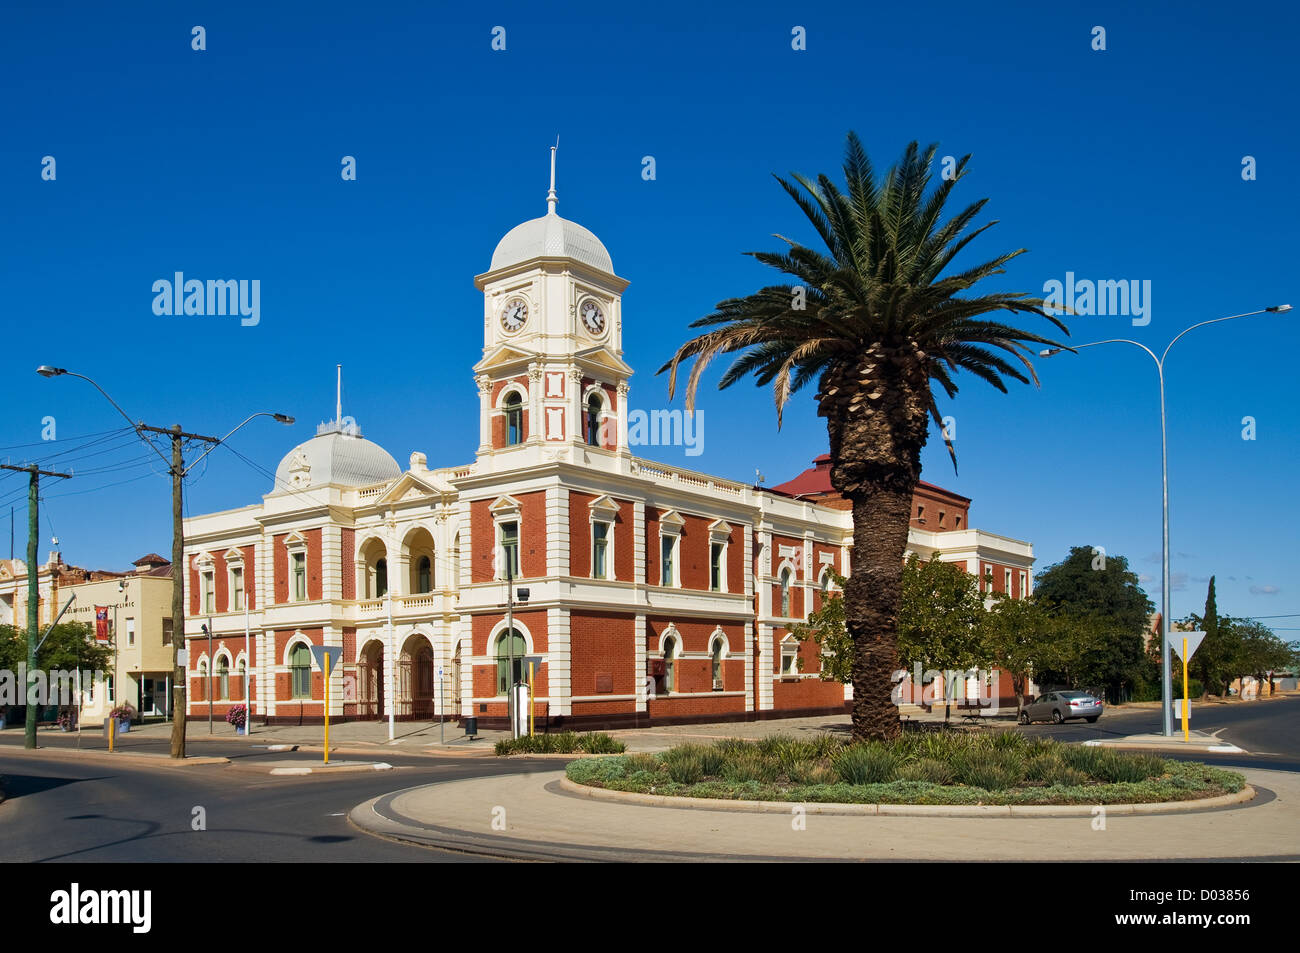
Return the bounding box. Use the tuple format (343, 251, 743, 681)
(94, 606, 110, 644)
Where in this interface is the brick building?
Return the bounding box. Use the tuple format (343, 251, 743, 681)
(181, 174, 1035, 728)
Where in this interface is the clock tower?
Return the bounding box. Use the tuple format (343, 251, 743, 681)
(472, 147, 633, 468)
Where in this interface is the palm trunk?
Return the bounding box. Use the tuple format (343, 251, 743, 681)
(844, 483, 914, 742)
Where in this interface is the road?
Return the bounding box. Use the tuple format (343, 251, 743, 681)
(1, 697, 1294, 862)
(0, 736, 551, 862)
(1020, 695, 1300, 772)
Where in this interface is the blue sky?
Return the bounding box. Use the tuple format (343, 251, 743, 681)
(1, 0, 1296, 629)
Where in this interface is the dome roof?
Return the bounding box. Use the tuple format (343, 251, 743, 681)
(272, 429, 401, 493)
(490, 210, 614, 274)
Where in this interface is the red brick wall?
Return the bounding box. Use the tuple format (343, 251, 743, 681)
(241, 544, 256, 610)
(569, 491, 633, 580)
(470, 491, 546, 583)
(773, 677, 845, 709)
(910, 483, 970, 531)
(570, 611, 635, 696)
(471, 611, 549, 699)
(645, 510, 660, 585)
(273, 535, 288, 604)
(649, 694, 745, 719)
(490, 377, 529, 448)
(305, 529, 322, 600)
(341, 528, 355, 600)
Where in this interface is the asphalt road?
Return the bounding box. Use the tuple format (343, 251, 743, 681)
(0, 737, 553, 862)
(1, 697, 1293, 863)
(1019, 695, 1300, 772)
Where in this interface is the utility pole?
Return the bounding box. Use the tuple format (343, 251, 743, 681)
(0, 463, 72, 749)
(137, 424, 219, 760)
(37, 365, 294, 759)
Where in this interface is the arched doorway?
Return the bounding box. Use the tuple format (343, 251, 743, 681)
(358, 640, 384, 719)
(398, 635, 436, 719)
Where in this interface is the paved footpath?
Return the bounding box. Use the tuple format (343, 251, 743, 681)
(350, 766, 1300, 862)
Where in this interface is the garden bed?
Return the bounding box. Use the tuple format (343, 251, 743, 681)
(564, 732, 1245, 806)
(495, 731, 625, 756)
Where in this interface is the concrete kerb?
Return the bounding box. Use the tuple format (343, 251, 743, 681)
(0, 747, 229, 768)
(558, 776, 1257, 817)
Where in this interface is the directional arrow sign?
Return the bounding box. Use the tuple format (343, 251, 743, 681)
(310, 645, 343, 675)
(1171, 631, 1206, 661)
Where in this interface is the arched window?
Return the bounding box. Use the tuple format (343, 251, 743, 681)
(290, 644, 311, 699)
(417, 555, 432, 593)
(495, 629, 527, 696)
(375, 558, 388, 598)
(780, 568, 793, 617)
(586, 395, 602, 447)
(237, 660, 247, 701)
(663, 636, 677, 695)
(504, 392, 524, 446)
(218, 656, 230, 699)
(711, 637, 725, 690)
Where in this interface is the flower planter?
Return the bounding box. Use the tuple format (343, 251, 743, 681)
(117, 720, 131, 734)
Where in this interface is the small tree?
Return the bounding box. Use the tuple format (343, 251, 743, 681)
(792, 555, 990, 722)
(983, 594, 1072, 717)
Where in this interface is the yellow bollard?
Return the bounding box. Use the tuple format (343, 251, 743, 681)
(1182, 637, 1190, 742)
(323, 654, 331, 765)
(108, 714, 115, 753)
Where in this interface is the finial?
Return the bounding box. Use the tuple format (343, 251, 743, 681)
(546, 137, 559, 214)
(336, 363, 343, 427)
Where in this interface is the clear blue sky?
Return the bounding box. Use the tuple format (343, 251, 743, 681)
(1, 0, 1296, 629)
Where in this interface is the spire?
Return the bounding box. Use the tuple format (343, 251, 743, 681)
(317, 363, 361, 437)
(336, 363, 343, 425)
(546, 137, 558, 215)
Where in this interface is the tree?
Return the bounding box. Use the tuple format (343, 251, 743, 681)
(1188, 576, 1227, 697)
(793, 555, 987, 722)
(896, 553, 988, 721)
(0, 622, 111, 714)
(1222, 619, 1294, 694)
(982, 594, 1074, 717)
(1031, 546, 1154, 701)
(660, 134, 1069, 741)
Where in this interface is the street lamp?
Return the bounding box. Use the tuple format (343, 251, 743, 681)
(38, 366, 293, 758)
(1040, 304, 1291, 736)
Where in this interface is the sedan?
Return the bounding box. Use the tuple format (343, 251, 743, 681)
(1019, 690, 1103, 725)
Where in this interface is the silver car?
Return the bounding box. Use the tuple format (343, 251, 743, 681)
(1019, 690, 1103, 725)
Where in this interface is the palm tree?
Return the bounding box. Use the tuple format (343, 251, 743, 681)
(659, 134, 1070, 742)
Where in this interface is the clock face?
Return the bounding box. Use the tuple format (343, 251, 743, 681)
(500, 297, 528, 332)
(580, 299, 605, 334)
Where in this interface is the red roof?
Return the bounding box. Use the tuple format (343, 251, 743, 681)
(133, 553, 170, 566)
(770, 455, 969, 503)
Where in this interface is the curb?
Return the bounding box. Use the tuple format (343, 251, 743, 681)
(557, 777, 1257, 817)
(269, 762, 394, 776)
(1083, 740, 1247, 754)
(0, 747, 229, 767)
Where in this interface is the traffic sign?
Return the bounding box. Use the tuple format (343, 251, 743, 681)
(1171, 631, 1206, 661)
(310, 645, 342, 674)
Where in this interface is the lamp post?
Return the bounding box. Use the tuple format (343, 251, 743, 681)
(37, 366, 293, 757)
(1040, 304, 1291, 736)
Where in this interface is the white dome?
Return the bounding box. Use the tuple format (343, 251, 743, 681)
(490, 210, 614, 274)
(273, 430, 401, 493)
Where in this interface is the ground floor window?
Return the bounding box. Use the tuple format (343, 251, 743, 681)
(495, 629, 527, 695)
(290, 644, 311, 699)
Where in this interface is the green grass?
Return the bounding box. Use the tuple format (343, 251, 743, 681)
(494, 732, 625, 755)
(563, 732, 1245, 806)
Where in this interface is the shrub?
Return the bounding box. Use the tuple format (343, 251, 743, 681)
(577, 733, 625, 754)
(896, 758, 955, 785)
(832, 744, 899, 785)
(952, 750, 1026, 790)
(664, 751, 705, 784)
(720, 750, 781, 784)
(1095, 751, 1166, 784)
